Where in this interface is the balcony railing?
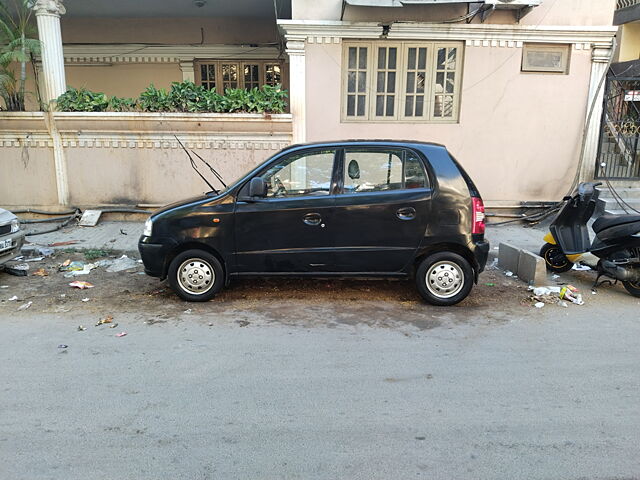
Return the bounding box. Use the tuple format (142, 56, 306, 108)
(618, 0, 640, 9)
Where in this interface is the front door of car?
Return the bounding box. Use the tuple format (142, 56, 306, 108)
(330, 147, 432, 273)
(234, 148, 338, 273)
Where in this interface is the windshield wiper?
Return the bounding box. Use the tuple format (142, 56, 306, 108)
(175, 136, 218, 194)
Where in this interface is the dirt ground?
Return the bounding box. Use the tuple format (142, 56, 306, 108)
(0, 249, 631, 331)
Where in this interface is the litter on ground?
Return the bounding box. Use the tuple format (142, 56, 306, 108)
(17, 301, 32, 311)
(572, 263, 591, 271)
(69, 281, 94, 289)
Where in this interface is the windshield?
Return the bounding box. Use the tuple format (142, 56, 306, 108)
(212, 151, 281, 196)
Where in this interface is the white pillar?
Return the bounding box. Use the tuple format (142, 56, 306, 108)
(286, 37, 306, 144)
(580, 41, 614, 182)
(33, 0, 67, 103)
(179, 60, 195, 82)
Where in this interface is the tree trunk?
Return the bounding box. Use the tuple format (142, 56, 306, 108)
(19, 32, 26, 111)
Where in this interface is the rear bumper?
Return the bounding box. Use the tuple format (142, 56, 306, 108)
(471, 239, 490, 273)
(138, 236, 175, 278)
(0, 231, 25, 266)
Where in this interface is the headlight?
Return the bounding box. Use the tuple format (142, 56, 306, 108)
(10, 219, 19, 233)
(143, 217, 153, 237)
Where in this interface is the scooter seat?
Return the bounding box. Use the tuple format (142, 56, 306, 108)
(592, 214, 640, 234)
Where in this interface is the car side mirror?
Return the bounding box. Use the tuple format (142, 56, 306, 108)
(249, 177, 267, 197)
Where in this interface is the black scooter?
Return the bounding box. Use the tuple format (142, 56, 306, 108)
(540, 182, 640, 297)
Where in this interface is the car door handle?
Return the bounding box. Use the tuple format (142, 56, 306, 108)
(303, 212, 322, 226)
(396, 207, 416, 220)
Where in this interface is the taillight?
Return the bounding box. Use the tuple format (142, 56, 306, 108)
(472, 197, 485, 234)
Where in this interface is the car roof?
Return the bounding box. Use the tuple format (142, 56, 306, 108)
(280, 140, 447, 153)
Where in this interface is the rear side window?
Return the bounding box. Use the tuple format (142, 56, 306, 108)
(342, 148, 429, 193)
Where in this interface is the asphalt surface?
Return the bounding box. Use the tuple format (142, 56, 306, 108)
(1, 293, 639, 480)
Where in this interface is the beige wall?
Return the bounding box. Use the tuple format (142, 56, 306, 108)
(617, 23, 640, 62)
(65, 64, 182, 98)
(0, 112, 292, 208)
(304, 42, 592, 202)
(61, 17, 280, 45)
(292, 0, 615, 26)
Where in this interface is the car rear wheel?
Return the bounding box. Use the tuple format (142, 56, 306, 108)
(416, 252, 473, 306)
(168, 249, 224, 302)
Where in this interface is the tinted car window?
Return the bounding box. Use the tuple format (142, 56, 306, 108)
(343, 148, 428, 193)
(262, 149, 336, 198)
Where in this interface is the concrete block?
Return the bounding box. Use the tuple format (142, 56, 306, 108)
(517, 250, 547, 286)
(498, 243, 520, 274)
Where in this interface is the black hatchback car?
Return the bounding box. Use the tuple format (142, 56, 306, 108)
(139, 140, 489, 306)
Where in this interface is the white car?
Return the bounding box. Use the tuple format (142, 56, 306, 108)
(0, 208, 25, 267)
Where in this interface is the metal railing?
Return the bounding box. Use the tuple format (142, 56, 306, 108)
(617, 0, 640, 9)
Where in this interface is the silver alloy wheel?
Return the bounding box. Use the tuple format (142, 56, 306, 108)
(177, 258, 214, 295)
(425, 260, 464, 299)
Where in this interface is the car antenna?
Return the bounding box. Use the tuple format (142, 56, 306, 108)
(189, 149, 227, 188)
(174, 136, 218, 194)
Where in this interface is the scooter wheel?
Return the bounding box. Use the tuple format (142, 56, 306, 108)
(540, 243, 574, 273)
(622, 280, 640, 297)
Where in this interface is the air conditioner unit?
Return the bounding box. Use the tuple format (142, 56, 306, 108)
(485, 0, 542, 8)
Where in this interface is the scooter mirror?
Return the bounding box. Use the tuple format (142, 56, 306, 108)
(563, 196, 572, 201)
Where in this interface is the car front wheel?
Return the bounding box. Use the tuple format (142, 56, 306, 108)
(416, 252, 474, 306)
(168, 249, 224, 302)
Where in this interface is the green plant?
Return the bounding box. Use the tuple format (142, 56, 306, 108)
(108, 96, 137, 112)
(220, 87, 250, 113)
(139, 84, 172, 112)
(260, 83, 288, 113)
(56, 87, 109, 112)
(167, 80, 207, 112)
(84, 249, 109, 260)
(0, 0, 41, 111)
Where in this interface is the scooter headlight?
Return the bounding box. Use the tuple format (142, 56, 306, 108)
(143, 217, 153, 237)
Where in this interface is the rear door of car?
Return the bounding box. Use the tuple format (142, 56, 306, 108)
(329, 146, 432, 273)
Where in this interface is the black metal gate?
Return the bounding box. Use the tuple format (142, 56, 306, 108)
(597, 71, 640, 179)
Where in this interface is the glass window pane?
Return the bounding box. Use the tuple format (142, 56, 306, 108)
(404, 152, 427, 188)
(376, 95, 384, 116)
(357, 71, 367, 93)
(434, 95, 443, 117)
(446, 72, 455, 94)
(357, 95, 366, 116)
(348, 71, 356, 93)
(437, 48, 446, 69)
(407, 48, 416, 70)
(376, 72, 385, 93)
(387, 72, 396, 93)
(388, 48, 397, 69)
(358, 47, 367, 70)
(435, 72, 445, 93)
(442, 96, 453, 117)
(405, 96, 414, 117)
(378, 48, 386, 70)
(244, 64, 259, 89)
(201, 64, 208, 81)
(347, 95, 355, 116)
(416, 72, 425, 93)
(406, 72, 415, 94)
(447, 48, 457, 70)
(263, 150, 336, 198)
(385, 96, 394, 116)
(343, 150, 403, 193)
(418, 48, 427, 70)
(265, 64, 282, 86)
(415, 96, 424, 117)
(349, 47, 357, 69)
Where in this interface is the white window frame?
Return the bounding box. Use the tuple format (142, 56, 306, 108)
(341, 41, 464, 124)
(521, 43, 571, 74)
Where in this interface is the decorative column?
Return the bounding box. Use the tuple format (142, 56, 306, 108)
(286, 37, 306, 144)
(33, 0, 67, 103)
(580, 41, 614, 182)
(179, 60, 195, 82)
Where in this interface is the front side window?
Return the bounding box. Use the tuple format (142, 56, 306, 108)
(342, 41, 463, 122)
(342, 148, 428, 193)
(262, 150, 336, 198)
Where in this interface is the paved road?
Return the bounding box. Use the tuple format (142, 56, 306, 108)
(1, 297, 639, 480)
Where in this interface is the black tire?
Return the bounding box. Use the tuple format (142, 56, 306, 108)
(415, 252, 474, 306)
(622, 280, 640, 297)
(167, 249, 224, 302)
(540, 242, 573, 273)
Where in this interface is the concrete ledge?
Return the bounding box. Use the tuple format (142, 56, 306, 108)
(499, 242, 547, 285)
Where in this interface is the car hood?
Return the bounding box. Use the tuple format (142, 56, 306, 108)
(151, 194, 213, 218)
(0, 208, 17, 225)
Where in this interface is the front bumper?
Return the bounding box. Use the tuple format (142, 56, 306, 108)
(138, 236, 176, 278)
(0, 230, 25, 266)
